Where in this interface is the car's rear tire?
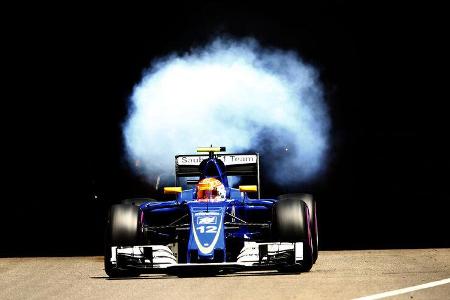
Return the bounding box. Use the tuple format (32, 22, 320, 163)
(278, 194, 318, 264)
(104, 204, 141, 277)
(273, 196, 314, 272)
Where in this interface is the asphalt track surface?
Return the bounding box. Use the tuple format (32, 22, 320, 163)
(1, 249, 449, 300)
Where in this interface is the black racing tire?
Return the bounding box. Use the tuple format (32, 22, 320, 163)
(104, 204, 141, 278)
(121, 198, 157, 206)
(278, 194, 318, 264)
(273, 196, 314, 272)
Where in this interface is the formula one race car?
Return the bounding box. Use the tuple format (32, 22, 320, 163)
(104, 147, 318, 277)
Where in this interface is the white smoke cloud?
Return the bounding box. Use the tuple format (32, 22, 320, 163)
(123, 38, 330, 187)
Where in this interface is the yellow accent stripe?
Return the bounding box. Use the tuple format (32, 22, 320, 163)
(197, 147, 222, 153)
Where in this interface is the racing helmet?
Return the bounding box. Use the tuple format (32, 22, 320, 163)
(196, 177, 226, 201)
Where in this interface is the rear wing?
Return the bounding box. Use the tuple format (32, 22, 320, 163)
(174, 153, 260, 198)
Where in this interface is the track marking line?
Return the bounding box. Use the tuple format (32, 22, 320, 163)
(353, 277, 450, 300)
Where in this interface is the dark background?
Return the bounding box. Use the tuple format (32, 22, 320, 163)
(2, 2, 448, 256)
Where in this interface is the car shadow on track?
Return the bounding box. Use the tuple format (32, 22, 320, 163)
(91, 275, 173, 280)
(91, 270, 301, 280)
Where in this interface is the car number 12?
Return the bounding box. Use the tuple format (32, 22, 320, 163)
(196, 225, 218, 233)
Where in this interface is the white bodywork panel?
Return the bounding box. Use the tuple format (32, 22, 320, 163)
(237, 242, 303, 263)
(112, 244, 177, 267)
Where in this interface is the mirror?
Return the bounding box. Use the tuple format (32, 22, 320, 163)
(164, 187, 182, 194)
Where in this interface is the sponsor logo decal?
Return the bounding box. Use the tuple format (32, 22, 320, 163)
(195, 212, 220, 216)
(197, 216, 217, 225)
(177, 154, 257, 166)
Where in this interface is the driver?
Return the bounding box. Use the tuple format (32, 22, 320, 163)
(196, 177, 226, 202)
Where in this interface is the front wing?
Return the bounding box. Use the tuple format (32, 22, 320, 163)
(109, 242, 304, 274)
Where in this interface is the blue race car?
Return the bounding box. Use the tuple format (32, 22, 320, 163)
(104, 147, 318, 277)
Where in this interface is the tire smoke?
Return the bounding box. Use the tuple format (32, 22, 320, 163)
(123, 38, 330, 187)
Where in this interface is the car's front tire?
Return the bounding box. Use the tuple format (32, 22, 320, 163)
(278, 194, 318, 263)
(104, 204, 141, 277)
(273, 196, 314, 272)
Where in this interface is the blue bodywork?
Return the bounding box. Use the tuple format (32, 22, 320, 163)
(138, 156, 275, 263)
